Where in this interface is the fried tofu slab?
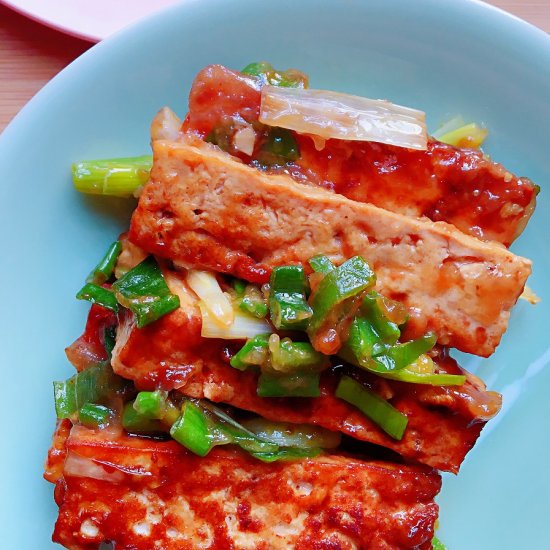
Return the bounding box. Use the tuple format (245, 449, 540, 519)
(111, 292, 501, 474)
(129, 140, 531, 357)
(45, 421, 441, 550)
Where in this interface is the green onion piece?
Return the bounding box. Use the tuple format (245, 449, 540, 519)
(361, 291, 401, 345)
(432, 536, 447, 550)
(230, 333, 270, 371)
(122, 401, 166, 434)
(112, 256, 180, 328)
(239, 284, 268, 319)
(79, 403, 112, 429)
(170, 401, 213, 456)
(257, 372, 321, 397)
(308, 254, 335, 274)
(241, 419, 341, 449)
(270, 337, 328, 373)
(103, 325, 116, 359)
(241, 62, 308, 88)
(251, 447, 321, 462)
(308, 256, 376, 352)
(269, 265, 312, 330)
(262, 128, 300, 162)
(53, 362, 127, 420)
(72, 155, 152, 197)
(232, 278, 247, 296)
(86, 241, 122, 285)
(335, 375, 408, 440)
(76, 283, 119, 312)
(372, 332, 437, 373)
(340, 316, 381, 369)
(133, 390, 181, 424)
(379, 370, 466, 386)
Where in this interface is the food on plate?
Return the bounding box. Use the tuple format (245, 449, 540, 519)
(46, 62, 537, 549)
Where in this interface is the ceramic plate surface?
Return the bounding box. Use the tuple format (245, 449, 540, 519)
(1, 0, 180, 41)
(1, 0, 549, 548)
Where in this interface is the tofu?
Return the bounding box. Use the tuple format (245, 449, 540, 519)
(111, 294, 501, 473)
(46, 423, 441, 550)
(129, 140, 531, 356)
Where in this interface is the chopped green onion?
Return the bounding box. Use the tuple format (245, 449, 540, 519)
(122, 400, 166, 434)
(335, 375, 408, 440)
(269, 265, 312, 330)
(432, 536, 447, 550)
(133, 390, 180, 424)
(53, 362, 127, 420)
(308, 256, 376, 352)
(251, 447, 321, 462)
(79, 403, 112, 429)
(241, 62, 308, 88)
(72, 155, 152, 197)
(170, 401, 213, 456)
(238, 284, 268, 319)
(232, 278, 247, 296)
(308, 254, 335, 274)
(241, 419, 341, 449)
(371, 333, 437, 373)
(76, 283, 119, 312)
(86, 241, 122, 285)
(261, 128, 300, 163)
(361, 291, 401, 345)
(112, 256, 180, 328)
(229, 333, 270, 370)
(269, 335, 328, 374)
(257, 372, 321, 397)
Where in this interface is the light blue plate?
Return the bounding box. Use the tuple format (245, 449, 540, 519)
(1, 0, 549, 548)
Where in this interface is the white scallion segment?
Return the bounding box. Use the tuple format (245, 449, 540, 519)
(199, 303, 271, 339)
(260, 86, 427, 150)
(186, 270, 234, 327)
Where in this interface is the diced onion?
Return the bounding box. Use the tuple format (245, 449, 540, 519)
(260, 86, 427, 150)
(186, 270, 234, 327)
(199, 303, 271, 339)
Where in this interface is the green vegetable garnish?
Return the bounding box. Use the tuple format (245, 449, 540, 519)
(257, 371, 321, 397)
(76, 283, 118, 312)
(112, 256, 180, 327)
(78, 403, 112, 429)
(335, 375, 408, 440)
(86, 241, 122, 285)
(72, 155, 152, 197)
(241, 61, 308, 88)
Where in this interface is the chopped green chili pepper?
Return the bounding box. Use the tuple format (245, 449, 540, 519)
(72, 156, 152, 197)
(308, 254, 335, 274)
(270, 337, 328, 373)
(133, 390, 180, 424)
(79, 403, 112, 429)
(239, 284, 268, 319)
(112, 256, 180, 328)
(269, 265, 312, 330)
(76, 283, 119, 312)
(241, 62, 308, 88)
(335, 375, 408, 440)
(308, 256, 376, 352)
(86, 241, 122, 285)
(262, 128, 300, 162)
(170, 401, 213, 456)
(361, 291, 401, 345)
(371, 333, 437, 373)
(257, 372, 321, 397)
(230, 333, 270, 370)
(122, 400, 166, 434)
(53, 362, 127, 420)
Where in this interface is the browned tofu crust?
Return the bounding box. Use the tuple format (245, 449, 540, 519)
(45, 422, 441, 550)
(129, 140, 531, 357)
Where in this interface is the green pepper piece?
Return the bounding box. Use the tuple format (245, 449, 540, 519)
(361, 291, 400, 345)
(269, 265, 312, 330)
(230, 334, 270, 371)
(308, 256, 376, 350)
(239, 284, 268, 319)
(371, 333, 437, 373)
(170, 401, 213, 456)
(133, 390, 180, 424)
(335, 375, 408, 440)
(257, 372, 321, 397)
(76, 283, 119, 312)
(308, 254, 335, 274)
(112, 256, 180, 328)
(86, 241, 122, 285)
(271, 338, 328, 373)
(79, 403, 112, 429)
